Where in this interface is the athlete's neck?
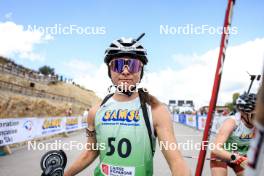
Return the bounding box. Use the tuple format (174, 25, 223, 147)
(112, 92, 139, 102)
(241, 117, 254, 129)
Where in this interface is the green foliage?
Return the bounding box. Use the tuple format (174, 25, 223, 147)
(232, 93, 240, 104)
(225, 92, 240, 112)
(225, 102, 234, 112)
(38, 65, 55, 76)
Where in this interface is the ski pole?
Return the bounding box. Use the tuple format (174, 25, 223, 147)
(247, 73, 262, 94)
(184, 155, 222, 162)
(195, 0, 236, 175)
(247, 74, 256, 94)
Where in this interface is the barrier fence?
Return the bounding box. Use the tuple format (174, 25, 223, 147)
(0, 113, 232, 147)
(0, 60, 95, 104)
(0, 80, 88, 106)
(0, 63, 93, 93)
(0, 63, 58, 84)
(0, 116, 87, 147)
(172, 113, 232, 133)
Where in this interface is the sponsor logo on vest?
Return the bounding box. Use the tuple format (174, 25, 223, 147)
(239, 132, 255, 140)
(101, 163, 135, 176)
(101, 164, 109, 175)
(102, 109, 140, 123)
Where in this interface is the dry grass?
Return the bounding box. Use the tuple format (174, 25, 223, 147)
(0, 72, 101, 118)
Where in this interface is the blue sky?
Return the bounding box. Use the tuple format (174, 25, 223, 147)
(0, 0, 263, 106)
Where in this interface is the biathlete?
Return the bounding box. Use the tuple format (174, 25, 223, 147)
(211, 92, 257, 176)
(64, 34, 190, 176)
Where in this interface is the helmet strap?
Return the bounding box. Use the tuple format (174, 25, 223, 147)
(107, 66, 111, 78)
(241, 113, 254, 128)
(117, 86, 136, 97)
(140, 67, 144, 80)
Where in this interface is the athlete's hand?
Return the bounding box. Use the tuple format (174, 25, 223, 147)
(239, 157, 247, 169)
(234, 155, 248, 168)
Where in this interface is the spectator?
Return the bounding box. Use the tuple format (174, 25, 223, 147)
(222, 108, 229, 116)
(83, 108, 89, 118)
(66, 107, 72, 117)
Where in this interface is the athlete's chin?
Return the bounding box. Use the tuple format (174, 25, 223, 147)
(117, 81, 137, 92)
(118, 80, 133, 85)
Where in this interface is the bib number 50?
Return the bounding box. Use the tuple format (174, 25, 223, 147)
(106, 137, 131, 158)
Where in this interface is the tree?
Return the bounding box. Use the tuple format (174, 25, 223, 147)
(225, 92, 240, 112)
(38, 65, 55, 76)
(232, 93, 240, 104)
(225, 102, 234, 112)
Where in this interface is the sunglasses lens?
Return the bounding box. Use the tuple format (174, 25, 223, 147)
(110, 58, 142, 73)
(110, 59, 124, 73)
(128, 59, 142, 73)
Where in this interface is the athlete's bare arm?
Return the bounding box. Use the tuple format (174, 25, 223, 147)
(256, 73, 264, 125)
(152, 104, 191, 176)
(211, 118, 237, 161)
(64, 103, 101, 176)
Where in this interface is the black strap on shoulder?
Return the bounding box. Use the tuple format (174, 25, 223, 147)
(100, 93, 114, 106)
(138, 89, 155, 156)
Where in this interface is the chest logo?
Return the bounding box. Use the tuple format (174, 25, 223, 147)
(102, 109, 140, 122)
